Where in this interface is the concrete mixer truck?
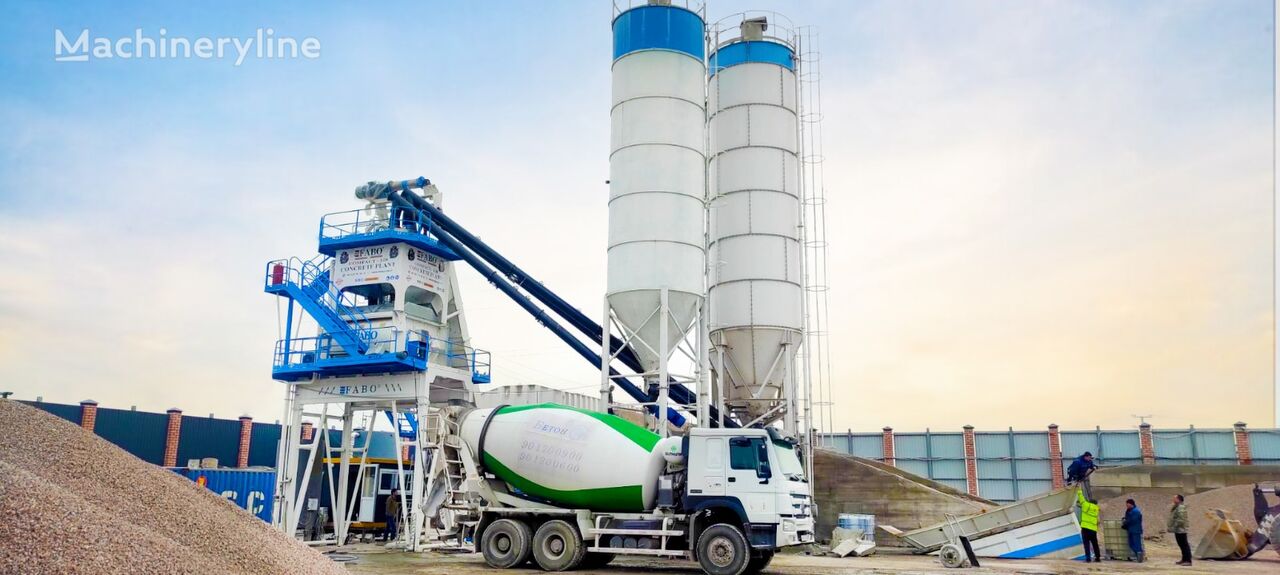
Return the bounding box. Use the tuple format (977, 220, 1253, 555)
(425, 403, 814, 575)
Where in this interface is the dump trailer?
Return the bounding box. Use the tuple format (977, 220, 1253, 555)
(430, 403, 814, 575)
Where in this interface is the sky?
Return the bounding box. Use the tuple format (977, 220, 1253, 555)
(0, 0, 1274, 432)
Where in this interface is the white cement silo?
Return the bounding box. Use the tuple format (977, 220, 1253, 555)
(606, 1, 707, 429)
(707, 16, 803, 429)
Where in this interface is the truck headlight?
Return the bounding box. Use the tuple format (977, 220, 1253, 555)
(783, 519, 796, 532)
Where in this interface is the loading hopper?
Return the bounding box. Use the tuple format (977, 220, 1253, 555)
(889, 488, 1078, 554)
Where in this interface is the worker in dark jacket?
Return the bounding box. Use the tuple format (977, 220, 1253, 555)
(1066, 452, 1096, 485)
(385, 488, 401, 541)
(1168, 494, 1191, 566)
(1121, 498, 1144, 562)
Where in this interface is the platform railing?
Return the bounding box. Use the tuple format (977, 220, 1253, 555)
(318, 206, 436, 242)
(273, 327, 410, 369)
(264, 255, 373, 341)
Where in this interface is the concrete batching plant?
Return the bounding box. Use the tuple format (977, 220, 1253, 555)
(264, 2, 830, 572)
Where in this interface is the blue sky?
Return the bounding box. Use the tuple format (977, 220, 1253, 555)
(0, 1, 1274, 430)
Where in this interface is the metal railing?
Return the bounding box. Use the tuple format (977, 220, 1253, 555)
(612, 0, 704, 18)
(272, 328, 491, 383)
(264, 255, 373, 339)
(318, 206, 436, 242)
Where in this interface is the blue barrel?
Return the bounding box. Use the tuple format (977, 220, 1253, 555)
(171, 467, 276, 522)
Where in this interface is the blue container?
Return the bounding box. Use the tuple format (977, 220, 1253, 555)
(171, 467, 276, 522)
(838, 513, 876, 534)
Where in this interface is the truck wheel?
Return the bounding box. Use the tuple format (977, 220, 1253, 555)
(533, 519, 587, 571)
(696, 524, 751, 575)
(581, 552, 615, 569)
(482, 518, 533, 569)
(744, 550, 774, 574)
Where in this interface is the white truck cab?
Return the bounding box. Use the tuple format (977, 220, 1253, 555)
(683, 427, 815, 569)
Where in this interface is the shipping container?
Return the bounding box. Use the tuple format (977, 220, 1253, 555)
(170, 467, 275, 522)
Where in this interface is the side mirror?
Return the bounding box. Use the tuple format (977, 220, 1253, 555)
(757, 463, 772, 482)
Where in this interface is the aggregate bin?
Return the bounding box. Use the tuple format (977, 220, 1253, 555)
(170, 467, 276, 522)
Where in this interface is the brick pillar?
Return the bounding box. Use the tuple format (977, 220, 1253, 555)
(881, 427, 896, 467)
(79, 400, 98, 432)
(1047, 424, 1064, 488)
(163, 408, 183, 468)
(300, 421, 314, 443)
(963, 425, 979, 497)
(401, 443, 411, 463)
(237, 415, 253, 468)
(1138, 422, 1155, 465)
(1234, 422, 1252, 465)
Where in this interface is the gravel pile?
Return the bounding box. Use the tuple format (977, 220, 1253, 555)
(0, 400, 348, 575)
(1101, 483, 1280, 540)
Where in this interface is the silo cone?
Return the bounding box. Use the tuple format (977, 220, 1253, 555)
(459, 403, 677, 512)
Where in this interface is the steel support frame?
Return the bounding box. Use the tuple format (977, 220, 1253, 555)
(600, 289, 704, 434)
(273, 370, 455, 550)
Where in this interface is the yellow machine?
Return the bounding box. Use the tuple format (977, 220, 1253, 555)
(1194, 509, 1250, 560)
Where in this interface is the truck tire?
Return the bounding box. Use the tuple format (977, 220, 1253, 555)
(581, 552, 615, 569)
(696, 524, 751, 575)
(533, 519, 587, 571)
(744, 550, 774, 574)
(482, 518, 533, 569)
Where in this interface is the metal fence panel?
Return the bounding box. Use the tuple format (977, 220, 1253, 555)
(248, 422, 282, 467)
(930, 433, 965, 460)
(1013, 433, 1050, 458)
(931, 459, 967, 481)
(176, 415, 242, 467)
(1193, 431, 1238, 464)
(1016, 479, 1054, 499)
(977, 459, 1014, 480)
(1250, 430, 1280, 463)
(1100, 431, 1141, 461)
(94, 407, 168, 465)
(897, 460, 930, 478)
(936, 478, 970, 493)
(1015, 459, 1051, 480)
(1152, 430, 1192, 461)
(849, 434, 884, 460)
(25, 401, 82, 424)
(1060, 432, 1100, 459)
(978, 479, 1016, 502)
(975, 433, 1011, 458)
(895, 433, 928, 460)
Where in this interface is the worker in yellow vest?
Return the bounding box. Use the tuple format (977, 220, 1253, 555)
(1077, 487, 1101, 562)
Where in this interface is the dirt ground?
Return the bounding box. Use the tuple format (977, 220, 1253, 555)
(338, 539, 1280, 575)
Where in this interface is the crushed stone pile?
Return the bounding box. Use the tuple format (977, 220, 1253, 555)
(1101, 483, 1280, 541)
(0, 400, 348, 575)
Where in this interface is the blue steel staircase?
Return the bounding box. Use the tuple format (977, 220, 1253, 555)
(265, 255, 372, 356)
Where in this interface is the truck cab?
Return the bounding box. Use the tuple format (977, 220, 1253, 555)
(683, 428, 815, 572)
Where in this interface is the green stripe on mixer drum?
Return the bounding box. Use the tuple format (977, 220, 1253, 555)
(482, 452, 645, 512)
(495, 403, 660, 451)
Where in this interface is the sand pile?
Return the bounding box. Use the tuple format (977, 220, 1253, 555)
(1101, 483, 1280, 540)
(0, 400, 347, 575)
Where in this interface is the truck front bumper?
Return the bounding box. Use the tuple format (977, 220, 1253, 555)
(778, 516, 815, 547)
